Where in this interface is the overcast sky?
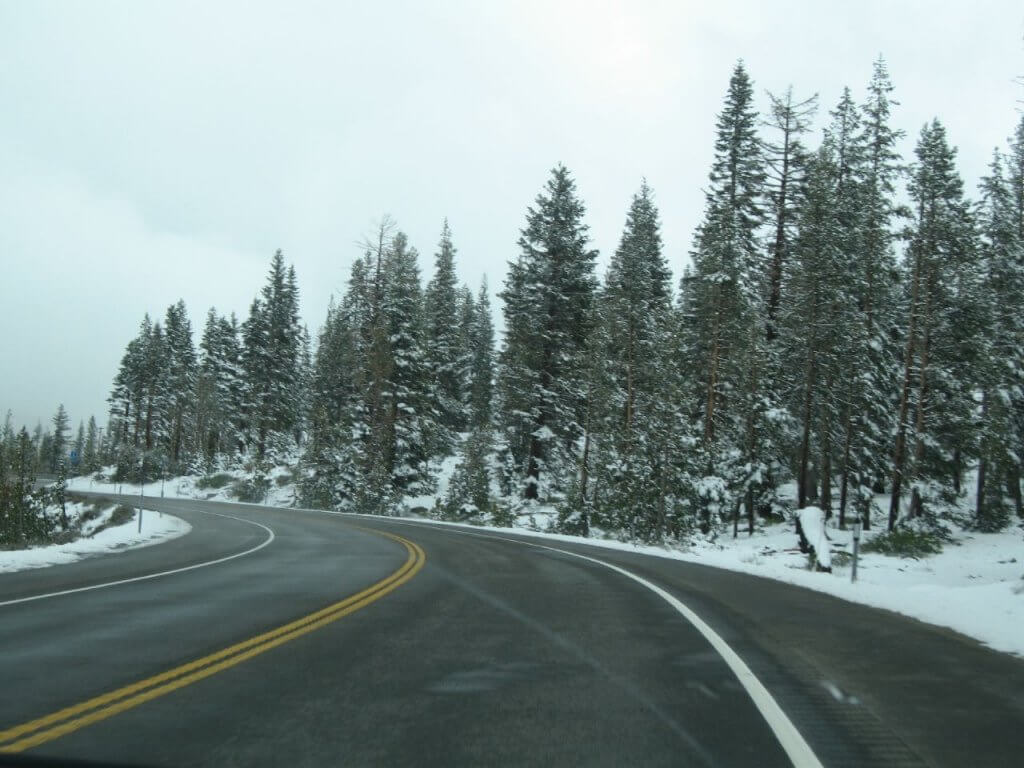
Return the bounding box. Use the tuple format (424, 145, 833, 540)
(1, 0, 1022, 434)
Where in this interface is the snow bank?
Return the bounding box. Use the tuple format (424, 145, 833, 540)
(0, 506, 191, 574)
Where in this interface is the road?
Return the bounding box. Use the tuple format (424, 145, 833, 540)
(1, 495, 1022, 767)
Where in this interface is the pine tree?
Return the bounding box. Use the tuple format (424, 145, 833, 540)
(784, 145, 846, 511)
(688, 61, 772, 533)
(36, 431, 52, 475)
(469, 279, 495, 429)
(498, 165, 599, 501)
(974, 151, 1024, 529)
(241, 251, 304, 459)
(801, 88, 867, 518)
(162, 300, 197, 472)
(145, 321, 170, 460)
(108, 317, 146, 449)
(54, 452, 68, 530)
(284, 266, 308, 447)
(196, 309, 244, 467)
(0, 414, 10, 543)
(9, 428, 36, 544)
(442, 428, 495, 522)
(72, 421, 85, 476)
(693, 61, 765, 438)
(833, 59, 905, 528)
(858, 57, 905, 331)
(1006, 115, 1024, 518)
(424, 219, 465, 442)
(889, 120, 978, 527)
(455, 286, 476, 419)
(50, 404, 70, 474)
(82, 416, 99, 474)
(763, 86, 817, 342)
(306, 220, 439, 509)
(382, 232, 434, 495)
(301, 265, 371, 509)
(108, 314, 172, 468)
(586, 181, 679, 539)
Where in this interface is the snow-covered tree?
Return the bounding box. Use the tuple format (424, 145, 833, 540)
(889, 120, 978, 527)
(50, 404, 70, 474)
(381, 232, 435, 495)
(582, 181, 682, 540)
(442, 428, 495, 522)
(763, 86, 817, 342)
(241, 251, 304, 459)
(498, 165, 599, 501)
(974, 150, 1024, 529)
(162, 300, 197, 471)
(687, 61, 778, 533)
(82, 415, 100, 474)
(424, 219, 465, 444)
(468, 279, 495, 429)
(195, 309, 244, 466)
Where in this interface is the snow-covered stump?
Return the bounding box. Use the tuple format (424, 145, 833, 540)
(795, 506, 832, 573)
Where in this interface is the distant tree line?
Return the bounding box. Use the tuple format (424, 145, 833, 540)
(6, 57, 1023, 542)
(0, 404, 84, 545)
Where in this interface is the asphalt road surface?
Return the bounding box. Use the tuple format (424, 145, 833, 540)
(2, 495, 1022, 767)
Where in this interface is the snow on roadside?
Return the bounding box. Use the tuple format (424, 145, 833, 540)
(381, 513, 1024, 657)
(0, 503, 191, 574)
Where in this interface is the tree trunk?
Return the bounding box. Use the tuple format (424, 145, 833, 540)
(860, 472, 872, 531)
(1008, 466, 1023, 519)
(704, 288, 722, 445)
(767, 138, 790, 343)
(910, 486, 924, 518)
(970, 397, 987, 524)
(838, 409, 852, 529)
(909, 282, 933, 519)
(525, 421, 543, 501)
(746, 485, 754, 536)
(889, 245, 923, 530)
(797, 328, 817, 509)
(820, 379, 833, 519)
(578, 375, 594, 537)
(625, 320, 635, 431)
(144, 394, 154, 452)
(975, 455, 988, 523)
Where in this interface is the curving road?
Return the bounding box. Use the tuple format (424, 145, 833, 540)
(1, 495, 1022, 766)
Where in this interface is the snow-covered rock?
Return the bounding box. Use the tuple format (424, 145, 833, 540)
(797, 506, 832, 571)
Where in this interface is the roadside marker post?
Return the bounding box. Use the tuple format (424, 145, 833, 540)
(138, 456, 144, 534)
(851, 519, 862, 583)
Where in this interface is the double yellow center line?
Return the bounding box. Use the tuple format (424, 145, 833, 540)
(0, 527, 425, 753)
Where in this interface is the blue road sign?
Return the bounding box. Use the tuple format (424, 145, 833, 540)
(69, 449, 80, 466)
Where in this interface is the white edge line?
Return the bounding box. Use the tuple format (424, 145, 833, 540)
(543, 543, 824, 768)
(346, 515, 824, 768)
(0, 511, 275, 607)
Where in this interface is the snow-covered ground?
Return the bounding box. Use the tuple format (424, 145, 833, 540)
(68, 470, 1024, 656)
(0, 500, 191, 574)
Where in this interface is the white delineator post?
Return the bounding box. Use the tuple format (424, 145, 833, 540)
(138, 456, 144, 533)
(851, 518, 861, 583)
